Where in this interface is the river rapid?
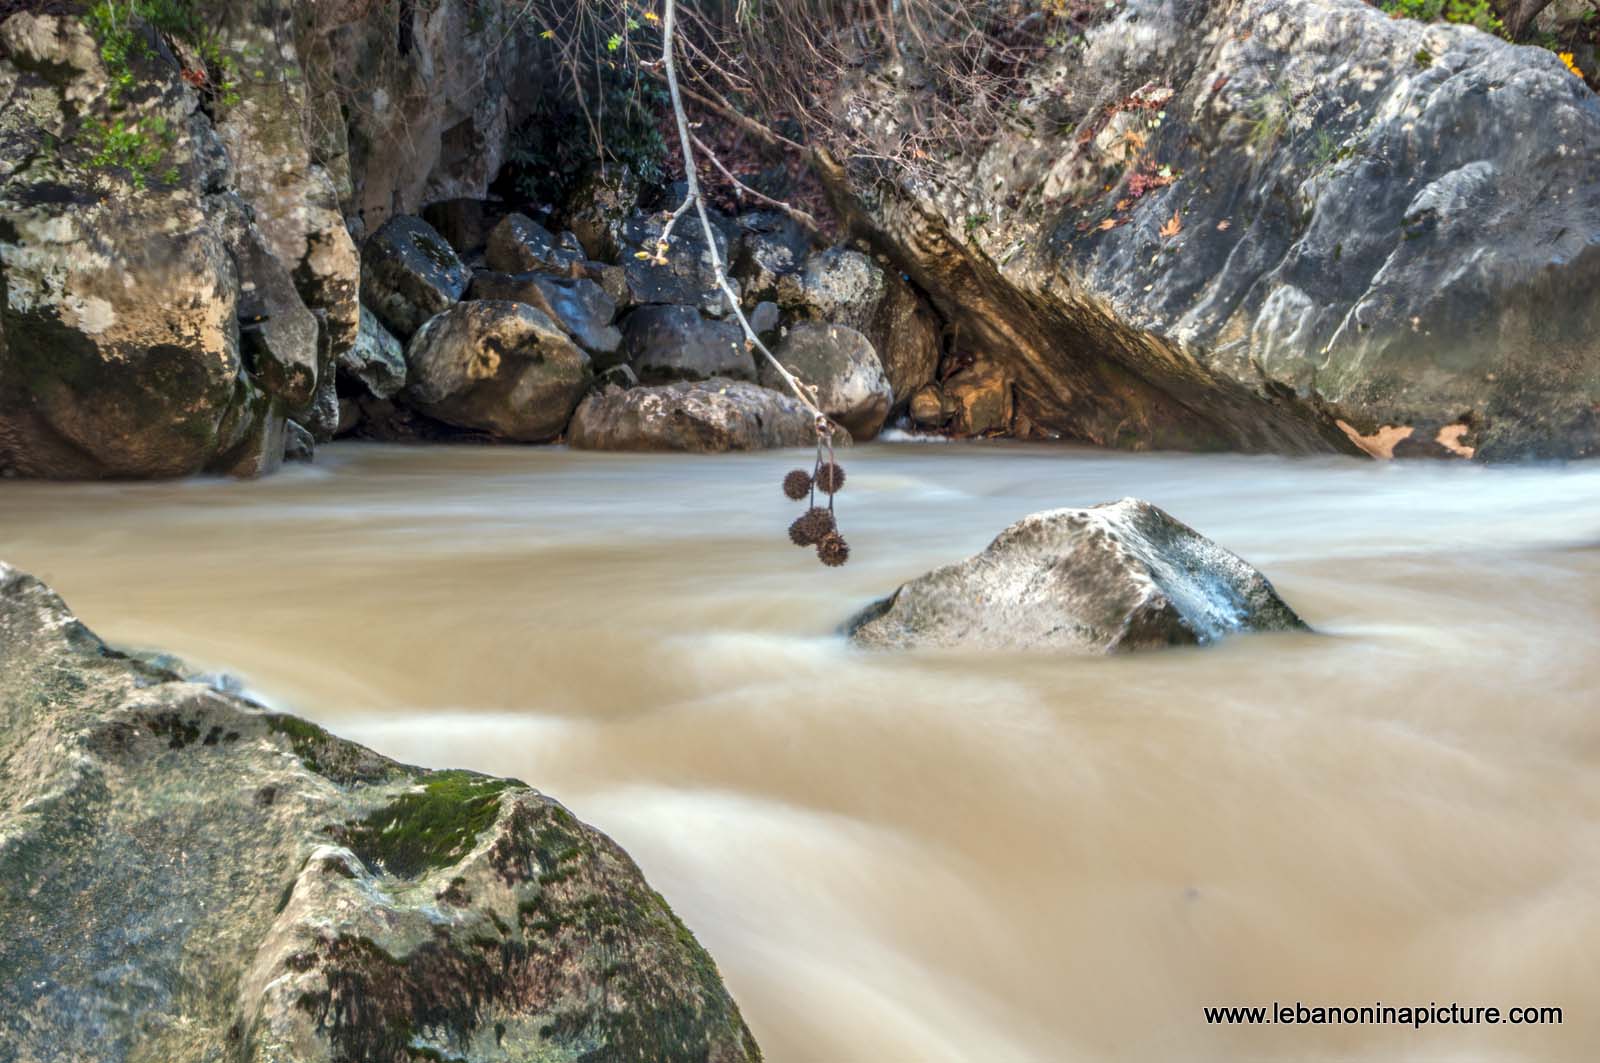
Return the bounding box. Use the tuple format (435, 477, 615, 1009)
(3, 440, 1598, 1062)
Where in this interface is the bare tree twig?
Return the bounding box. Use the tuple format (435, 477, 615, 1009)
(690, 132, 822, 234)
(660, 0, 833, 438)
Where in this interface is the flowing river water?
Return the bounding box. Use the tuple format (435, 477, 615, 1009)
(3, 441, 1599, 1061)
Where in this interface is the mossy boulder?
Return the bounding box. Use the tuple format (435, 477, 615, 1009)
(0, 561, 761, 1063)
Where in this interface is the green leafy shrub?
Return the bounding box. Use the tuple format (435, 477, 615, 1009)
(1379, 0, 1504, 36)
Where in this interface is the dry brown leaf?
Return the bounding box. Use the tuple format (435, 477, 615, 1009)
(1216, 219, 1231, 231)
(1115, 198, 1131, 211)
(1159, 210, 1182, 238)
(1098, 218, 1118, 231)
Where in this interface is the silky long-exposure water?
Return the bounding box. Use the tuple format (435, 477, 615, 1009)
(3, 441, 1598, 1061)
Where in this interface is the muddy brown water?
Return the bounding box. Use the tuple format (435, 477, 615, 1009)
(4, 440, 1599, 1062)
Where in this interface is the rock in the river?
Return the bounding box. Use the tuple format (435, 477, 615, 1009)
(360, 215, 472, 339)
(944, 361, 1014, 437)
(284, 419, 315, 462)
(402, 301, 592, 442)
(760, 322, 892, 440)
(0, 562, 760, 1063)
(569, 379, 834, 452)
(485, 213, 586, 275)
(848, 499, 1307, 652)
(467, 271, 622, 361)
(622, 305, 754, 383)
(339, 306, 408, 400)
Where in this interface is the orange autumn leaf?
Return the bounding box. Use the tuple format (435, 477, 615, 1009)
(1159, 210, 1182, 238)
(1115, 198, 1131, 211)
(1098, 218, 1118, 231)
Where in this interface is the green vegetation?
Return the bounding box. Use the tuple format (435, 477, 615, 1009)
(342, 770, 514, 878)
(84, 115, 177, 189)
(86, 0, 241, 107)
(1380, 0, 1504, 34)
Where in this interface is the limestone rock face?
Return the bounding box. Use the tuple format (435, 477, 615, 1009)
(847, 500, 1307, 652)
(0, 561, 761, 1063)
(467, 271, 622, 360)
(622, 305, 754, 384)
(360, 215, 472, 339)
(402, 300, 592, 442)
(819, 0, 1600, 459)
(760, 323, 892, 441)
(569, 379, 829, 452)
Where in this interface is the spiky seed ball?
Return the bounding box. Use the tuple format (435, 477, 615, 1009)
(783, 469, 813, 500)
(788, 507, 836, 547)
(815, 462, 847, 495)
(817, 532, 850, 567)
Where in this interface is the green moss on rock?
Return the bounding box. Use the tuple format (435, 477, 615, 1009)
(341, 770, 515, 879)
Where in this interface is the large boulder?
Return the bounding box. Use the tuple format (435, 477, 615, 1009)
(467, 271, 622, 361)
(0, 13, 279, 479)
(760, 322, 892, 440)
(485, 213, 586, 275)
(402, 300, 592, 441)
(569, 379, 832, 452)
(621, 305, 755, 383)
(815, 0, 1600, 459)
(776, 247, 939, 412)
(360, 215, 471, 339)
(0, 561, 760, 1063)
(847, 499, 1307, 652)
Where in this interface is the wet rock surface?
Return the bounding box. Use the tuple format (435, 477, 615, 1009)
(847, 499, 1307, 652)
(467, 271, 622, 360)
(623, 305, 754, 384)
(360, 215, 472, 340)
(0, 561, 760, 1063)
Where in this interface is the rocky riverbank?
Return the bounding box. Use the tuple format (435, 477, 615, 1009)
(1, 1, 1597, 480)
(0, 561, 760, 1062)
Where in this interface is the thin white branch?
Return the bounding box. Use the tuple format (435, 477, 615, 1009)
(659, 0, 832, 437)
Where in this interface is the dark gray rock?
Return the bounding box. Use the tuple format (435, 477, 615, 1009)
(339, 306, 408, 400)
(359, 215, 471, 339)
(402, 301, 592, 442)
(223, 203, 322, 410)
(622, 305, 754, 383)
(485, 213, 586, 275)
(569, 379, 838, 452)
(732, 210, 814, 299)
(0, 561, 760, 1063)
(467, 272, 622, 361)
(847, 499, 1307, 652)
(748, 301, 782, 339)
(619, 212, 738, 316)
(284, 419, 315, 462)
(761, 322, 892, 440)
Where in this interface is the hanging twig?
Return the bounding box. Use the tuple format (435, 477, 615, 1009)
(658, 0, 834, 439)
